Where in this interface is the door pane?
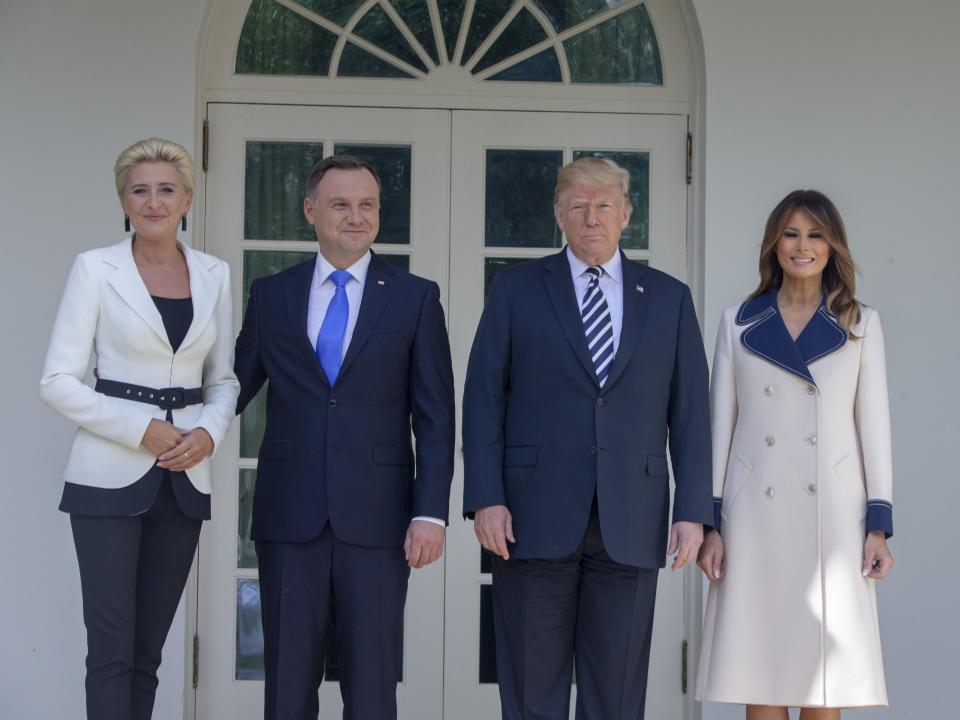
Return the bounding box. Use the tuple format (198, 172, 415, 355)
(353, 4, 428, 73)
(238, 470, 258, 569)
(484, 149, 562, 248)
(334, 144, 413, 245)
(462, 0, 513, 65)
(245, 141, 324, 241)
(563, 4, 663, 84)
(437, 0, 468, 60)
(236, 0, 337, 76)
(573, 149, 650, 249)
(391, 0, 440, 64)
(236, 579, 265, 680)
(473, 8, 548, 74)
(489, 48, 562, 82)
(484, 257, 530, 297)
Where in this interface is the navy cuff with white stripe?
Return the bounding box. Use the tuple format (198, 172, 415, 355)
(866, 499, 893, 538)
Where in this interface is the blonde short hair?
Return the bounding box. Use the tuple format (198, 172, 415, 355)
(114, 137, 196, 197)
(554, 156, 632, 210)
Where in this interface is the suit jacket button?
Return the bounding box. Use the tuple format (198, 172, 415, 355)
(764, 487, 776, 498)
(590, 444, 597, 454)
(806, 484, 817, 495)
(806, 433, 817, 445)
(596, 398, 606, 407)
(764, 435, 775, 447)
(764, 385, 774, 396)
(328, 398, 337, 408)
(805, 385, 816, 395)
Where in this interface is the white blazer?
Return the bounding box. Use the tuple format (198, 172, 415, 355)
(40, 238, 239, 495)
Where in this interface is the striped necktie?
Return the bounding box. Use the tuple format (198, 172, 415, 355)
(582, 266, 614, 387)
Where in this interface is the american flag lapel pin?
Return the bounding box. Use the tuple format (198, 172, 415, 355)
(636, 284, 644, 294)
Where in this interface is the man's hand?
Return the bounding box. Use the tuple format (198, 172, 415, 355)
(473, 505, 515, 560)
(668, 521, 703, 571)
(404, 520, 445, 569)
(862, 531, 893, 580)
(697, 530, 725, 581)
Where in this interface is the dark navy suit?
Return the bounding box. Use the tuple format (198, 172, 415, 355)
(463, 249, 712, 718)
(235, 252, 454, 719)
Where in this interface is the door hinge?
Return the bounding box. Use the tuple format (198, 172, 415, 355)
(685, 132, 693, 185)
(681, 639, 688, 693)
(192, 634, 200, 689)
(202, 119, 210, 173)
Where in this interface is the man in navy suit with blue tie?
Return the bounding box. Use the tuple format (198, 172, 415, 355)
(235, 155, 454, 720)
(463, 157, 713, 719)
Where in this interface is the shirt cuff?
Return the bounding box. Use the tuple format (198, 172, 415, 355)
(411, 516, 446, 527)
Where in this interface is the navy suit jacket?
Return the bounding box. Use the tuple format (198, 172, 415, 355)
(462, 250, 712, 568)
(235, 252, 455, 547)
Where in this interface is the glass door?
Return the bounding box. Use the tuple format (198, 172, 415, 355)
(443, 109, 690, 719)
(198, 103, 451, 719)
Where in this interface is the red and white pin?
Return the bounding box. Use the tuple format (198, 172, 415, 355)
(636, 284, 645, 294)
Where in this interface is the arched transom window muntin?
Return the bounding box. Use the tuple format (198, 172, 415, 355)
(237, 0, 664, 85)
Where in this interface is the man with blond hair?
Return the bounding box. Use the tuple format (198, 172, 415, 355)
(463, 156, 712, 719)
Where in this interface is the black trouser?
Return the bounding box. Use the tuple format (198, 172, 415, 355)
(256, 525, 410, 720)
(492, 505, 659, 720)
(70, 501, 201, 720)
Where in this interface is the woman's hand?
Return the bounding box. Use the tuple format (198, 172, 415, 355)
(862, 531, 893, 580)
(140, 419, 185, 457)
(697, 529, 725, 582)
(156, 427, 214, 472)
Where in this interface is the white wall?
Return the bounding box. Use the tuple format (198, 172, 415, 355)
(1, 1, 956, 718)
(0, 1, 206, 717)
(693, 0, 959, 717)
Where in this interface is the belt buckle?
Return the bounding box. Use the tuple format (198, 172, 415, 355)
(158, 387, 186, 410)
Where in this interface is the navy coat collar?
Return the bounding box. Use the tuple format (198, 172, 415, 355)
(736, 289, 847, 386)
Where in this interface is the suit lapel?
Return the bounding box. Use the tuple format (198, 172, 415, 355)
(602, 254, 648, 392)
(543, 251, 599, 387)
(737, 289, 847, 386)
(105, 239, 170, 348)
(338, 253, 398, 382)
(178, 244, 219, 352)
(285, 259, 331, 388)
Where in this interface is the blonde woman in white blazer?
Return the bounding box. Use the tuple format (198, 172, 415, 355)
(696, 190, 894, 720)
(40, 138, 238, 720)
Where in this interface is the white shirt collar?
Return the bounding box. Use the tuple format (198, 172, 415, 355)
(313, 249, 372, 287)
(566, 245, 622, 284)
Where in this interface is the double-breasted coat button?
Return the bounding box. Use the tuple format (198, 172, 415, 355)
(764, 487, 776, 498)
(806, 484, 818, 495)
(764, 385, 774, 396)
(764, 435, 776, 447)
(805, 385, 816, 395)
(596, 398, 606, 407)
(328, 398, 337, 408)
(590, 444, 597, 455)
(806, 433, 817, 445)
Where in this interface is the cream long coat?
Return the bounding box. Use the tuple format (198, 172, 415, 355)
(40, 239, 239, 495)
(696, 291, 892, 708)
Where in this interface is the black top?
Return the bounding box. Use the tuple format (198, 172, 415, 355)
(59, 296, 210, 519)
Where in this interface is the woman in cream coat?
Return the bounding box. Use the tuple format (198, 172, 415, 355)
(696, 190, 894, 719)
(40, 138, 238, 720)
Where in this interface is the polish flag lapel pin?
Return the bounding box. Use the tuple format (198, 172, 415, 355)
(636, 284, 644, 294)
(377, 280, 385, 286)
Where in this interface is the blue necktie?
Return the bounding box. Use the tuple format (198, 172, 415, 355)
(582, 267, 614, 387)
(316, 269, 351, 384)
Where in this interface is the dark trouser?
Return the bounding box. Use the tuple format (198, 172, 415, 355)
(256, 525, 410, 720)
(70, 506, 202, 720)
(492, 507, 659, 720)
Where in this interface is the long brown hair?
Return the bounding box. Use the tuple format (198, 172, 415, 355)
(751, 189, 861, 335)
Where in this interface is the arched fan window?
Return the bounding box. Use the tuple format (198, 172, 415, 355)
(236, 0, 663, 84)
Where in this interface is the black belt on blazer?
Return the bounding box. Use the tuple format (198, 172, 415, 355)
(95, 379, 202, 410)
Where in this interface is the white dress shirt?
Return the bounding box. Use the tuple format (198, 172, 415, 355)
(307, 250, 444, 528)
(566, 246, 623, 355)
